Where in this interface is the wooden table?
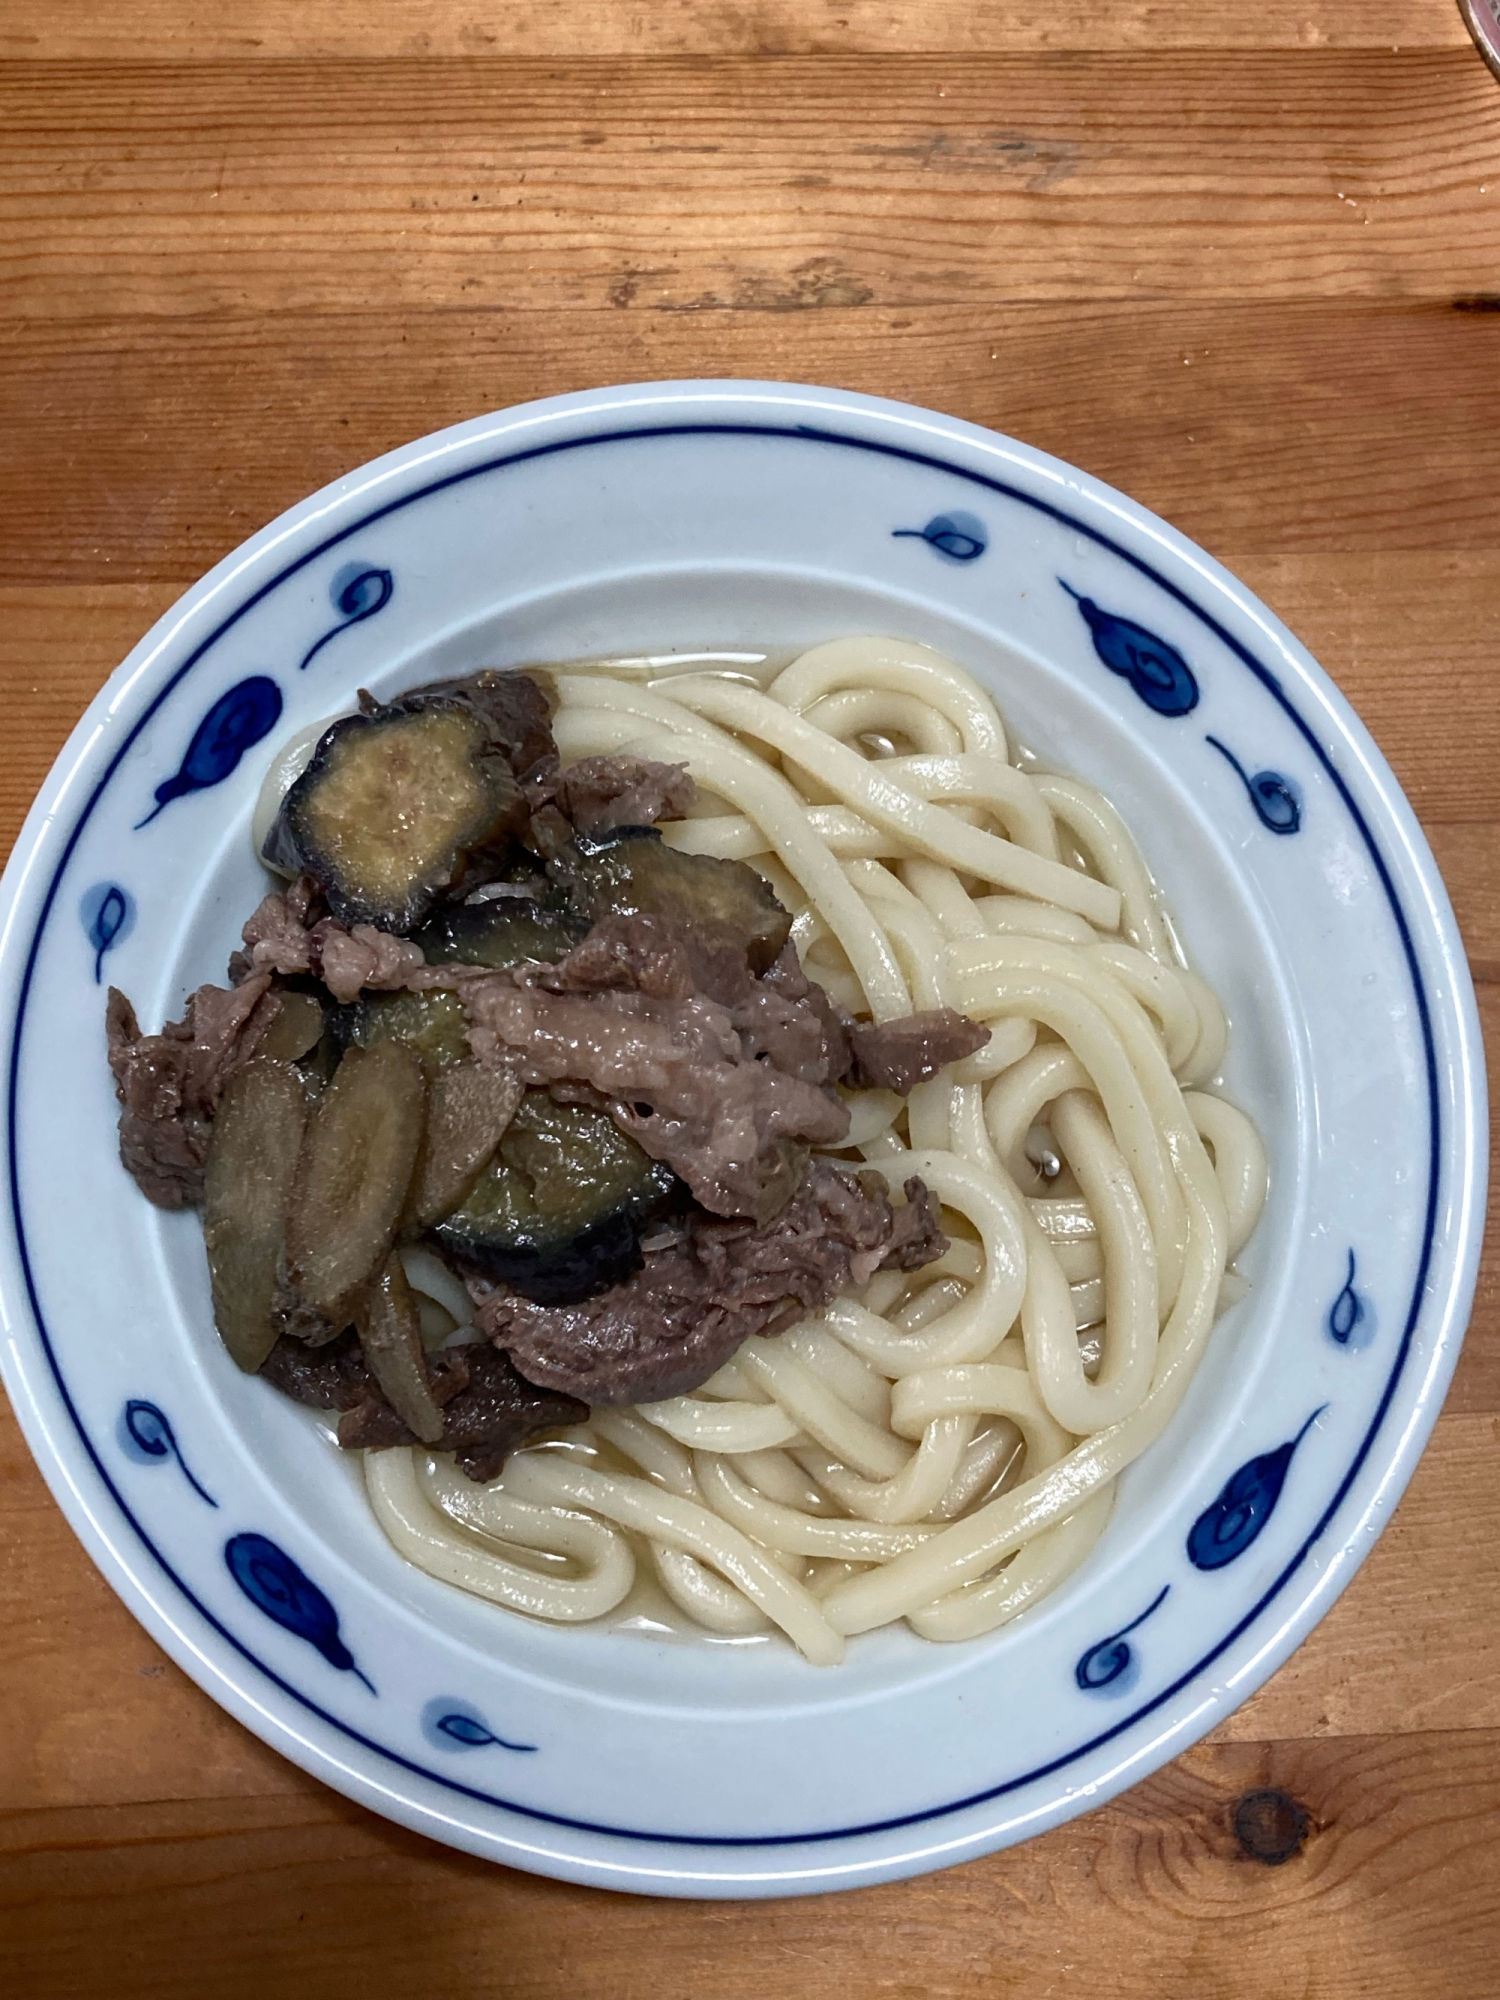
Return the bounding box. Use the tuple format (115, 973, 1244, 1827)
(2, 3, 1497, 1992)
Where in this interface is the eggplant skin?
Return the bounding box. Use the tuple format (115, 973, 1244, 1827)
(263, 698, 528, 933)
(339, 987, 473, 1076)
(414, 897, 587, 971)
(434, 1091, 677, 1305)
(547, 828, 792, 972)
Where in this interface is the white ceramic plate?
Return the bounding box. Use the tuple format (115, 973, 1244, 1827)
(0, 383, 1486, 1897)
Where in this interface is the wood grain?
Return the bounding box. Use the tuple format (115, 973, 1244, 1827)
(6, 303, 1500, 585)
(4, 56, 1500, 320)
(4, 1731, 1500, 2000)
(1, 3, 1496, 1988)
(0, 0, 1475, 61)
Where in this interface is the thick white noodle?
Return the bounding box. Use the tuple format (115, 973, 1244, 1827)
(365, 638, 1266, 1662)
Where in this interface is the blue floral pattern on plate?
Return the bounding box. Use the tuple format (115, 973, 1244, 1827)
(1075, 1585, 1171, 1694)
(299, 564, 394, 672)
(1186, 1407, 1328, 1571)
(1329, 1251, 1371, 1347)
(1206, 735, 1302, 835)
(79, 883, 135, 984)
(421, 1698, 537, 1754)
(1058, 581, 1199, 716)
(117, 1398, 217, 1506)
(892, 512, 987, 562)
(135, 676, 283, 828)
(224, 1532, 376, 1693)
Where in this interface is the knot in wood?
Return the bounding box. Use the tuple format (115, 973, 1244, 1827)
(1232, 1787, 1311, 1865)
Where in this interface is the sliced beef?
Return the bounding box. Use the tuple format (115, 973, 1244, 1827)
(740, 941, 852, 1085)
(231, 877, 324, 983)
(477, 1157, 947, 1406)
(233, 883, 429, 1004)
(261, 1326, 385, 1406)
(106, 975, 281, 1208)
(313, 923, 427, 1004)
(881, 1175, 950, 1269)
(262, 1328, 583, 1482)
(341, 1341, 585, 1480)
(847, 1007, 991, 1095)
(550, 755, 697, 835)
(537, 910, 701, 1001)
(463, 922, 850, 1222)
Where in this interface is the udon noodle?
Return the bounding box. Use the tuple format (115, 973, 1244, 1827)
(363, 638, 1267, 1665)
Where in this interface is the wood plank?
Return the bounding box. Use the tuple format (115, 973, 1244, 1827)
(0, 587, 175, 866)
(5, 1395, 1497, 1817)
(4, 1729, 1500, 1999)
(3, 57, 1499, 320)
(0, 0, 1474, 62)
(1429, 822, 1500, 986)
(4, 300, 1500, 585)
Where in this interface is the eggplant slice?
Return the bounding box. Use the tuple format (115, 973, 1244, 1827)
(285, 1040, 426, 1319)
(253, 988, 325, 1064)
(547, 827, 791, 972)
(202, 1057, 308, 1371)
(415, 897, 587, 971)
(397, 667, 559, 800)
(341, 987, 473, 1076)
(434, 1090, 677, 1304)
(263, 697, 528, 932)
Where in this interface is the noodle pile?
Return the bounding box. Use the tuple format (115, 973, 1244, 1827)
(364, 638, 1267, 1664)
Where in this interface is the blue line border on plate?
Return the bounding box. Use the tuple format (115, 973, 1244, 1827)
(5, 420, 1441, 1850)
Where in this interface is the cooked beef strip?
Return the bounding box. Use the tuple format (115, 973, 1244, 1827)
(230, 876, 324, 984)
(463, 915, 851, 1221)
(313, 924, 428, 1004)
(261, 1329, 585, 1483)
(878, 1175, 950, 1269)
(476, 1158, 948, 1406)
(738, 940, 852, 1086)
(261, 1325, 398, 1406)
(847, 1008, 991, 1095)
(106, 975, 282, 1207)
(549, 755, 697, 834)
(235, 885, 427, 1003)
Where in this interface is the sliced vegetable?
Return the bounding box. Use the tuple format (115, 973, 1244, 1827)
(341, 987, 472, 1075)
(356, 1251, 445, 1444)
(434, 1090, 677, 1303)
(396, 668, 559, 797)
(202, 1057, 308, 1371)
(254, 988, 325, 1064)
(415, 897, 587, 971)
(263, 698, 528, 932)
(548, 828, 791, 971)
(285, 1040, 426, 1318)
(406, 1060, 524, 1228)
